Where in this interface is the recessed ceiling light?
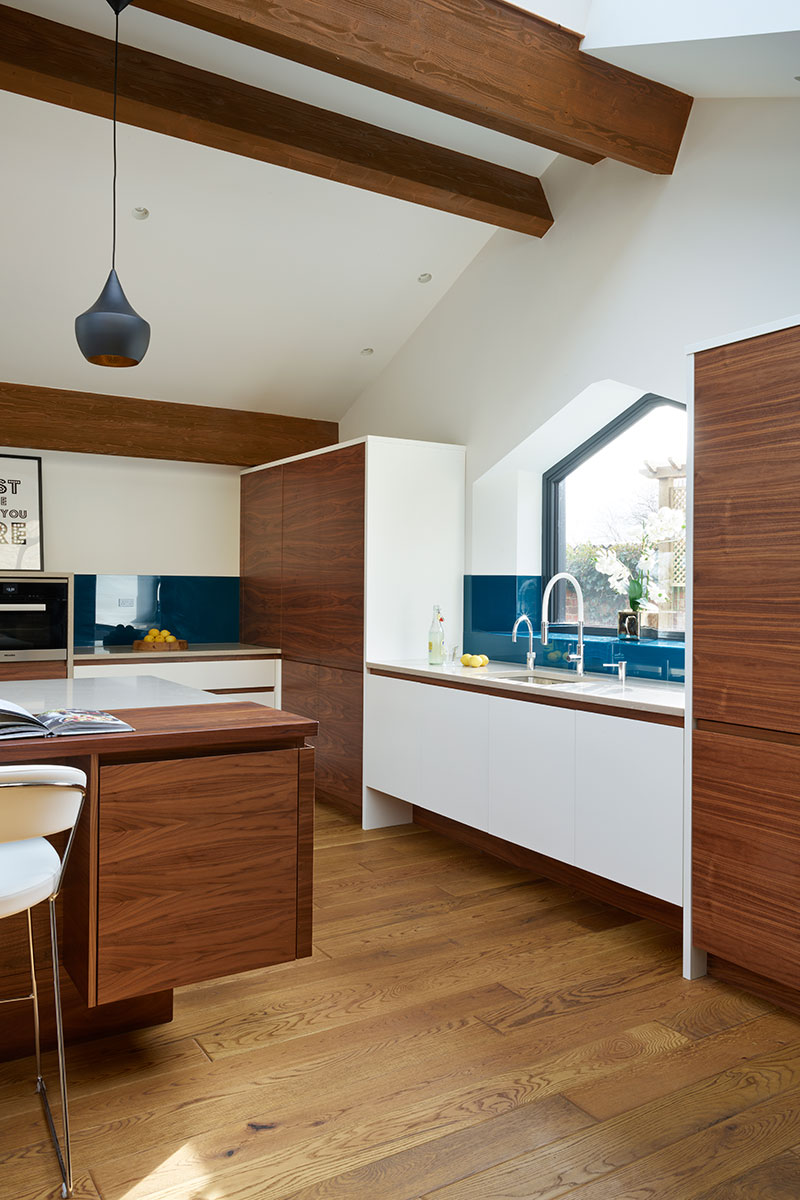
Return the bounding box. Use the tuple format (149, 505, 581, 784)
(360, 347, 374, 357)
(417, 272, 433, 283)
(132, 207, 150, 220)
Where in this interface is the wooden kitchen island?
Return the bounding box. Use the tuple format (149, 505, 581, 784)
(0, 696, 316, 1061)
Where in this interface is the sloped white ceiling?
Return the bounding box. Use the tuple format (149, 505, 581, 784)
(0, 91, 495, 418)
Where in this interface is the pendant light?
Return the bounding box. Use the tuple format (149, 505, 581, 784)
(75, 0, 150, 367)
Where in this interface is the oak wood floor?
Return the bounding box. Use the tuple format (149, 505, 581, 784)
(2, 802, 800, 1199)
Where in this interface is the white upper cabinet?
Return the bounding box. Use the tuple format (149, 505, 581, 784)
(574, 710, 684, 905)
(488, 697, 576, 865)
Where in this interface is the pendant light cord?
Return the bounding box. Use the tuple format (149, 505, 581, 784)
(112, 9, 119, 270)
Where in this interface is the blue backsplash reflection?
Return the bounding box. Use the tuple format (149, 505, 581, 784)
(74, 574, 239, 646)
(464, 574, 684, 683)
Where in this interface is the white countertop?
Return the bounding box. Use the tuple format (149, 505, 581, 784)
(366, 659, 685, 717)
(0, 675, 239, 714)
(74, 643, 279, 661)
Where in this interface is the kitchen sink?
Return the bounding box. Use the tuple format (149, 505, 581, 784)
(488, 672, 583, 687)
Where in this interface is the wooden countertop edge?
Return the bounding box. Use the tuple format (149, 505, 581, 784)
(0, 702, 318, 761)
(368, 667, 684, 726)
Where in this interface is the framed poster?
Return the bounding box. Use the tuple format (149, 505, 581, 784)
(0, 455, 43, 570)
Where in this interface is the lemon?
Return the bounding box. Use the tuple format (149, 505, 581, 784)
(154, 635, 166, 642)
(469, 654, 483, 668)
(160, 629, 171, 637)
(165, 634, 177, 643)
(147, 628, 159, 636)
(143, 633, 157, 642)
(460, 653, 472, 667)
(479, 655, 489, 666)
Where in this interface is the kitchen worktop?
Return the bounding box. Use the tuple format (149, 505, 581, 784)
(0, 674, 242, 713)
(366, 659, 685, 718)
(74, 643, 279, 661)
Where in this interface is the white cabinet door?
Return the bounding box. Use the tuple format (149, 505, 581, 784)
(416, 685, 490, 830)
(489, 699, 576, 865)
(363, 673, 423, 803)
(574, 711, 684, 905)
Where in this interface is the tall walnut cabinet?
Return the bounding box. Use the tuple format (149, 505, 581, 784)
(691, 321, 800, 999)
(241, 437, 466, 816)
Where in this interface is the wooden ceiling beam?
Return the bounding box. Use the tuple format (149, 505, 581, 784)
(133, 0, 693, 173)
(0, 382, 338, 467)
(0, 5, 553, 237)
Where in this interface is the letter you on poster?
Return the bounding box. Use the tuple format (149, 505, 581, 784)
(0, 455, 43, 570)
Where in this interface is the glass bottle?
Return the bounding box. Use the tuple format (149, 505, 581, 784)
(428, 605, 445, 665)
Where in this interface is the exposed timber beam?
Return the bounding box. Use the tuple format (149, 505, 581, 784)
(0, 383, 339, 467)
(132, 0, 693, 174)
(0, 6, 553, 237)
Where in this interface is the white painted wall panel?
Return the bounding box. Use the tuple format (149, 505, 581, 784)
(0, 445, 240, 577)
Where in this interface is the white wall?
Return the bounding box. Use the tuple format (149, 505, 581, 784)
(583, 1, 800, 47)
(0, 446, 240, 576)
(340, 100, 800, 502)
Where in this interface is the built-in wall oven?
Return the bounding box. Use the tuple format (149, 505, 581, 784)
(0, 574, 72, 665)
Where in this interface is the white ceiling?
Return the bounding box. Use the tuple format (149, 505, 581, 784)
(0, 90, 494, 418)
(587, 30, 800, 97)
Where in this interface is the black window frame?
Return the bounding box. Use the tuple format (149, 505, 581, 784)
(541, 393, 687, 634)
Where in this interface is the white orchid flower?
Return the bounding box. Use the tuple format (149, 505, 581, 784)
(644, 506, 685, 543)
(595, 549, 622, 576)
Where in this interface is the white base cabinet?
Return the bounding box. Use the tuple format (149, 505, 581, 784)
(363, 673, 423, 801)
(363, 672, 683, 904)
(574, 711, 683, 905)
(416, 685, 490, 831)
(488, 698, 575, 864)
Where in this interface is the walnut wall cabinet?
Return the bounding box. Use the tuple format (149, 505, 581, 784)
(691, 320, 800, 1000)
(241, 437, 466, 816)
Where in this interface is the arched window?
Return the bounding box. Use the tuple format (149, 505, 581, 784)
(542, 394, 687, 635)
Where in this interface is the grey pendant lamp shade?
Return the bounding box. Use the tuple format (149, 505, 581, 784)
(75, 0, 150, 367)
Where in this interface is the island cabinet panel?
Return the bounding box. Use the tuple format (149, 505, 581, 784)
(693, 730, 800, 990)
(96, 749, 300, 1005)
(693, 324, 800, 734)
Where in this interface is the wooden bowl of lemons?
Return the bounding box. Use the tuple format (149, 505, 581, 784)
(133, 628, 188, 651)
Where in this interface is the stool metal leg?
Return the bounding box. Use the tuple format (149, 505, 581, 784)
(26, 908, 42, 1083)
(48, 897, 73, 1198)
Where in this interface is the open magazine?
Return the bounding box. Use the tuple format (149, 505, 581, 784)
(0, 700, 134, 740)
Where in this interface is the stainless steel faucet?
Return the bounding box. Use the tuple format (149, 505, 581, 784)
(511, 613, 536, 671)
(541, 571, 585, 677)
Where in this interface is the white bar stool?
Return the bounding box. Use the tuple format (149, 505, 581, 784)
(0, 764, 86, 1199)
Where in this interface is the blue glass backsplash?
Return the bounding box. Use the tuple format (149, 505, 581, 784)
(464, 574, 684, 683)
(74, 575, 240, 646)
